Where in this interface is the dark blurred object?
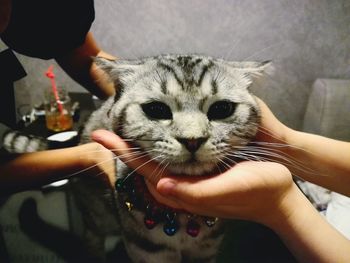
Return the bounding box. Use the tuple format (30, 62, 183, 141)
(0, 49, 27, 128)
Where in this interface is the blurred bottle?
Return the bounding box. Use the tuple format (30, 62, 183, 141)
(44, 87, 73, 132)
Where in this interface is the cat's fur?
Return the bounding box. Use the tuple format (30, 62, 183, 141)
(3, 54, 271, 262)
(76, 54, 269, 262)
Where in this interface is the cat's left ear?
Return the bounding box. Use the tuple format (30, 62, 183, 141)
(225, 61, 274, 88)
(227, 61, 274, 77)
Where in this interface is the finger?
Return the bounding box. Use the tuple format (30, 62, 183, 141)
(156, 164, 250, 205)
(156, 162, 282, 206)
(91, 129, 164, 184)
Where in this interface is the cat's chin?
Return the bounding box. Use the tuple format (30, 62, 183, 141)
(167, 162, 216, 176)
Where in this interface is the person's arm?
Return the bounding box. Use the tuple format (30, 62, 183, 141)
(255, 98, 350, 196)
(270, 183, 350, 263)
(91, 128, 350, 263)
(55, 31, 116, 100)
(0, 142, 115, 196)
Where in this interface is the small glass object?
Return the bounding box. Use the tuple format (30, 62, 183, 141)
(44, 87, 73, 132)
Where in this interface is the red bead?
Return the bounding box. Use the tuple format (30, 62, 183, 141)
(186, 219, 200, 237)
(144, 216, 157, 229)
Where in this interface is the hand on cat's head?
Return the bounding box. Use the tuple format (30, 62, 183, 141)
(253, 97, 290, 144)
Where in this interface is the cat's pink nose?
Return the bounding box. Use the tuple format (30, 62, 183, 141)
(177, 137, 208, 153)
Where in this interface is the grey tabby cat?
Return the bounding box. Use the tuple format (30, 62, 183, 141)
(3, 54, 270, 262)
(75, 54, 270, 262)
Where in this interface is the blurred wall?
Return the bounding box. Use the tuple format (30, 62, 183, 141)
(3, 0, 350, 130)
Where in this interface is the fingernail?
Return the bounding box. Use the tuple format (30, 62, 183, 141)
(91, 134, 101, 143)
(158, 180, 177, 196)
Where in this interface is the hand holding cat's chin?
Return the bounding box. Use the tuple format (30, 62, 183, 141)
(144, 177, 183, 210)
(91, 129, 174, 186)
(155, 161, 296, 224)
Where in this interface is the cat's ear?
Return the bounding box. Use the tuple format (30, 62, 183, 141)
(93, 57, 141, 75)
(93, 56, 142, 84)
(93, 56, 118, 75)
(224, 60, 273, 88)
(226, 61, 274, 77)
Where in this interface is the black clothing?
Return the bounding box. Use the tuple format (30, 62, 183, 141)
(1, 0, 95, 59)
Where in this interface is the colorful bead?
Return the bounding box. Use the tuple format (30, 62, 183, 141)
(186, 219, 200, 237)
(204, 217, 218, 227)
(124, 201, 133, 212)
(115, 178, 125, 192)
(116, 174, 219, 237)
(163, 220, 178, 236)
(144, 216, 158, 229)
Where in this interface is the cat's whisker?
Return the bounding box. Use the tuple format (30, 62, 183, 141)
(113, 150, 144, 160)
(121, 152, 153, 165)
(239, 145, 316, 173)
(80, 147, 142, 154)
(215, 156, 233, 170)
(230, 152, 310, 179)
(67, 155, 119, 178)
(153, 161, 170, 183)
(123, 138, 160, 142)
(149, 156, 167, 179)
(123, 155, 164, 182)
(243, 40, 286, 61)
(227, 147, 319, 176)
(249, 141, 290, 148)
(229, 151, 267, 162)
(255, 126, 312, 153)
(215, 162, 223, 174)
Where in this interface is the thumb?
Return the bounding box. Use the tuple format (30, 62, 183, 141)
(156, 170, 243, 206)
(91, 129, 161, 184)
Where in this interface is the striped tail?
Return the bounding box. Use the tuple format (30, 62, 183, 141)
(2, 131, 48, 153)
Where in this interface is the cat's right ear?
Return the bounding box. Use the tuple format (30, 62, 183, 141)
(93, 56, 118, 75)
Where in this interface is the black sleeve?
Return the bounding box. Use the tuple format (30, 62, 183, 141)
(1, 0, 95, 60)
(0, 123, 11, 150)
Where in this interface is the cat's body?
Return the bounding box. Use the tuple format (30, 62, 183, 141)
(3, 54, 270, 262)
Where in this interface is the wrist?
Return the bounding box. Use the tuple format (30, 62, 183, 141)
(74, 142, 116, 187)
(75, 142, 103, 169)
(262, 183, 310, 232)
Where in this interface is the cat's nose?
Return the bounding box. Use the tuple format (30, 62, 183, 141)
(177, 137, 208, 153)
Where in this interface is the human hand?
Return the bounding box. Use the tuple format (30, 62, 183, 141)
(91, 130, 296, 227)
(253, 97, 291, 145)
(76, 142, 116, 188)
(89, 50, 117, 99)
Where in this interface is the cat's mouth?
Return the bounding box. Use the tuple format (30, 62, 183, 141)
(164, 153, 240, 176)
(167, 161, 218, 176)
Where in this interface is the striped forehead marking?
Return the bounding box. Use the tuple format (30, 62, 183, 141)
(157, 56, 214, 94)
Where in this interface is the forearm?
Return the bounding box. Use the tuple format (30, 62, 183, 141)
(284, 129, 350, 196)
(267, 184, 350, 263)
(55, 32, 116, 100)
(0, 143, 104, 195)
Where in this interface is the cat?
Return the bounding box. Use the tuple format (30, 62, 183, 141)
(3, 54, 271, 262)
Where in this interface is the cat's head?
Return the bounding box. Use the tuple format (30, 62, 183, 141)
(95, 54, 271, 175)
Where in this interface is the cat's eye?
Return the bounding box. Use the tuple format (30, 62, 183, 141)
(141, 101, 173, 120)
(207, 100, 237, 120)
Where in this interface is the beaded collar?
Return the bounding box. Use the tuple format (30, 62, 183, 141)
(115, 174, 218, 237)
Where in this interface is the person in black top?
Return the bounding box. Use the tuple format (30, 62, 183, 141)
(1, 0, 115, 99)
(0, 0, 117, 195)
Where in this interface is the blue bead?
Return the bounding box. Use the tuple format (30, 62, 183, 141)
(115, 178, 125, 192)
(163, 221, 178, 236)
